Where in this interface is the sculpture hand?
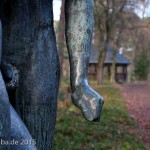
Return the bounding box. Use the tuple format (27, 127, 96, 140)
(71, 84, 104, 122)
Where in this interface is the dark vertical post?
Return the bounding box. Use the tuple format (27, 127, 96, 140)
(123, 65, 127, 82)
(107, 65, 111, 80)
(115, 65, 117, 82)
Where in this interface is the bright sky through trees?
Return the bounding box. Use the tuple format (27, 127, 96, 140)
(135, 3, 150, 18)
(53, 0, 150, 21)
(53, 0, 62, 21)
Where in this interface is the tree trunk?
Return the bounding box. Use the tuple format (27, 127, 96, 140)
(58, 0, 65, 75)
(97, 35, 109, 85)
(110, 56, 116, 83)
(110, 61, 116, 83)
(97, 61, 103, 84)
(110, 36, 120, 83)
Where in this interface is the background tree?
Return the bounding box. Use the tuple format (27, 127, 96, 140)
(134, 50, 150, 80)
(94, 0, 112, 84)
(94, 0, 150, 83)
(94, 0, 130, 84)
(57, 0, 65, 75)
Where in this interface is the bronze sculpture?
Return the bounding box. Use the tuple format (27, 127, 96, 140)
(0, 0, 104, 149)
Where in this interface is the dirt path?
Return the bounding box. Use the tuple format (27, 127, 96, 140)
(119, 82, 150, 149)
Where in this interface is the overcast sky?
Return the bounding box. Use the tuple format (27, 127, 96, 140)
(53, 0, 62, 21)
(53, 0, 150, 21)
(135, 5, 150, 18)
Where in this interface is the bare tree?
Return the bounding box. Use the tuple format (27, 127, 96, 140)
(94, 0, 129, 84)
(57, 0, 65, 74)
(94, 0, 150, 83)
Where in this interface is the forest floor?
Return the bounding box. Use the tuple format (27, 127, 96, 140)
(52, 79, 147, 150)
(119, 81, 150, 149)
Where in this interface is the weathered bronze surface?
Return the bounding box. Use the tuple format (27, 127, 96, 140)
(0, 0, 104, 149)
(65, 0, 104, 122)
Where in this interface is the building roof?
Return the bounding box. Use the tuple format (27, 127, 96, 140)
(90, 46, 131, 65)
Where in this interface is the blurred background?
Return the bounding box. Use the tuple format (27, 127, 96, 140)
(52, 0, 150, 149)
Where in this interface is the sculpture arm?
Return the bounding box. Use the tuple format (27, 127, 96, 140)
(65, 0, 104, 121)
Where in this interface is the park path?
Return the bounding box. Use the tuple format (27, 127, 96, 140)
(119, 82, 150, 149)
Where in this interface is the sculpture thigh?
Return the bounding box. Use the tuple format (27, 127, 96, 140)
(1, 0, 60, 149)
(0, 72, 10, 150)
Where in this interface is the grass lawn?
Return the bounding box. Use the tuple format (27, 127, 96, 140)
(52, 80, 146, 150)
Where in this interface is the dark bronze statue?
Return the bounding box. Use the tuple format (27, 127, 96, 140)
(0, 0, 104, 149)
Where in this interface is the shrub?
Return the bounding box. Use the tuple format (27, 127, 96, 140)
(134, 50, 150, 80)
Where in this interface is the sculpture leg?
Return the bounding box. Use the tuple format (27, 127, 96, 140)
(10, 105, 37, 150)
(0, 71, 37, 150)
(2, 1, 60, 149)
(0, 72, 10, 150)
(0, 19, 10, 150)
(65, 0, 104, 121)
(1, 18, 37, 150)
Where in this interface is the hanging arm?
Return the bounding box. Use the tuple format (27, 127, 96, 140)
(65, 0, 104, 121)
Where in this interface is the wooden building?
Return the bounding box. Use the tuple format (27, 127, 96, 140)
(89, 47, 131, 83)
